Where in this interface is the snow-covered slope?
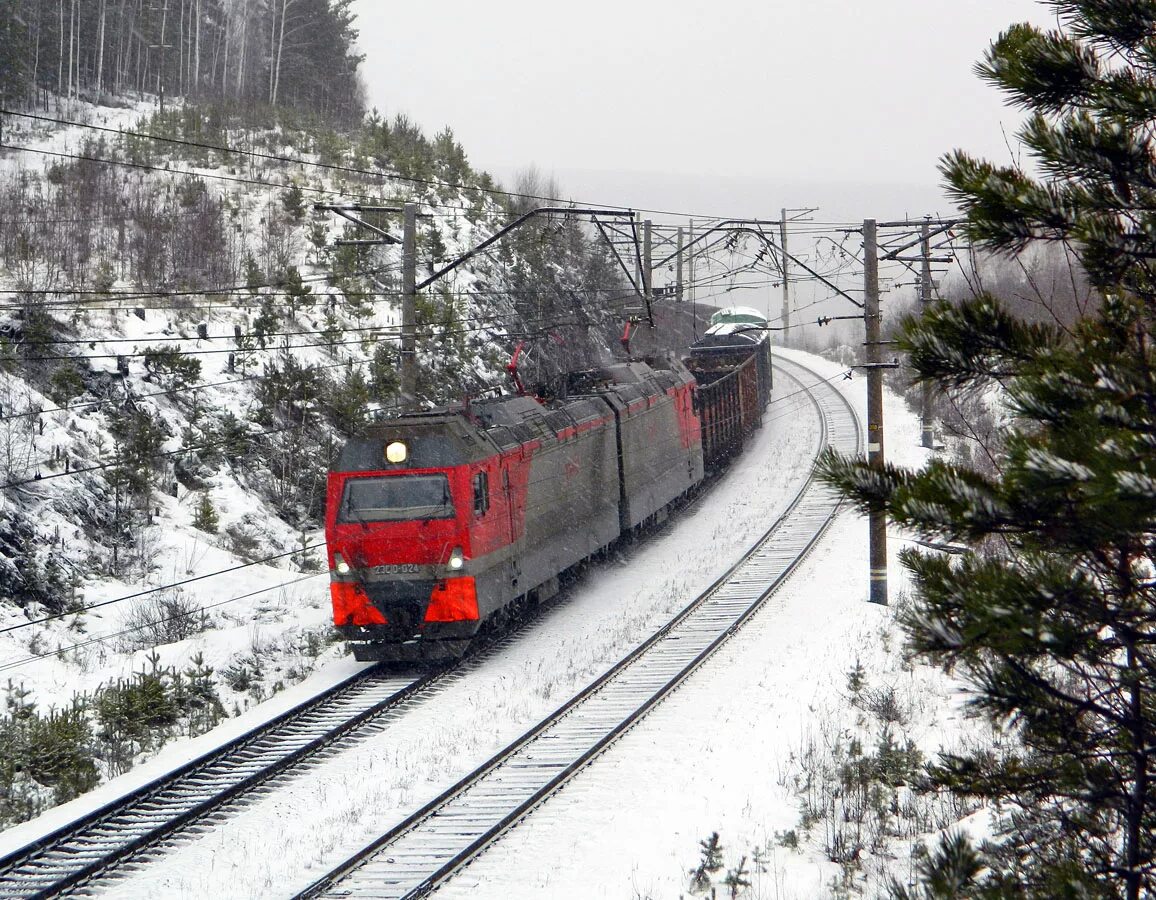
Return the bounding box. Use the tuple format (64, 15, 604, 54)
(0, 97, 624, 827)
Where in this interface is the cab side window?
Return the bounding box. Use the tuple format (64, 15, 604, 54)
(473, 471, 490, 516)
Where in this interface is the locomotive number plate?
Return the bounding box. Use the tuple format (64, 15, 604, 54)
(373, 564, 421, 575)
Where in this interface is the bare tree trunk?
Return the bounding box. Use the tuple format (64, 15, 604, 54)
(31, 3, 42, 102)
(216, 6, 228, 95)
(135, 1, 144, 94)
(57, 0, 64, 95)
(183, 0, 190, 95)
(75, 0, 81, 98)
(235, 4, 247, 100)
(268, 0, 277, 104)
(114, 0, 126, 93)
(176, 0, 184, 95)
(68, 0, 77, 99)
(96, 0, 107, 95)
(1125, 644, 1148, 900)
(193, 0, 201, 96)
(272, 0, 290, 106)
(158, 0, 168, 106)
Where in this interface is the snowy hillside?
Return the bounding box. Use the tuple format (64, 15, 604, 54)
(0, 98, 629, 828)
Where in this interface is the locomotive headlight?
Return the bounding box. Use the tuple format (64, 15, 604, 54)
(448, 546, 465, 571)
(334, 552, 351, 575)
(385, 440, 407, 464)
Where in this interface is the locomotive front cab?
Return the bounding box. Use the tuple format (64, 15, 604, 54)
(326, 416, 497, 661)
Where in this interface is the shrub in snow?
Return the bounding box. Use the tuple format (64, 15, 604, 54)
(118, 589, 210, 651)
(192, 491, 219, 534)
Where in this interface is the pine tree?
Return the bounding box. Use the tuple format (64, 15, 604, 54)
(192, 491, 219, 534)
(689, 831, 725, 893)
(723, 856, 751, 899)
(322, 364, 370, 436)
(282, 264, 313, 316)
(820, 3, 1156, 897)
(889, 832, 984, 900)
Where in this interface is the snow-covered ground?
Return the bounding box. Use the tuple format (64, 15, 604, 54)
(0, 348, 979, 898)
(438, 349, 975, 899)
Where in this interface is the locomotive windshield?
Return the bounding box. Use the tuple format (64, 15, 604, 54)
(338, 474, 456, 522)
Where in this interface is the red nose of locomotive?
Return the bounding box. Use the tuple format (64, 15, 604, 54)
(325, 424, 484, 659)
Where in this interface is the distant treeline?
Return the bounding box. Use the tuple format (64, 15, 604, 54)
(0, 0, 364, 123)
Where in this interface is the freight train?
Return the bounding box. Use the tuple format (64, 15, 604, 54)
(325, 311, 772, 662)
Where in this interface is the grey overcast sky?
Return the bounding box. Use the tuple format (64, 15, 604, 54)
(352, 1, 1056, 219)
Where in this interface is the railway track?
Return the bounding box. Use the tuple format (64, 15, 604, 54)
(0, 491, 711, 898)
(0, 665, 440, 899)
(296, 355, 860, 900)
(0, 473, 733, 899)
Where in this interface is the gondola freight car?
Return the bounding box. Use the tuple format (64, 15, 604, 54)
(685, 307, 773, 469)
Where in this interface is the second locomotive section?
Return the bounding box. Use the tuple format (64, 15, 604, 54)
(326, 358, 704, 661)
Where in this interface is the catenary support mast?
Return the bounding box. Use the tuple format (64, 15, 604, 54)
(920, 220, 934, 448)
(863, 218, 887, 605)
(401, 203, 417, 408)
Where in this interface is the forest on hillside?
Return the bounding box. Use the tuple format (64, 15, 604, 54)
(0, 0, 364, 123)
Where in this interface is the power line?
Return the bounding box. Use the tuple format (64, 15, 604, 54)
(0, 143, 389, 205)
(0, 572, 326, 674)
(1, 109, 875, 224)
(2, 108, 576, 208)
(0, 541, 326, 636)
(0, 315, 614, 450)
(7, 308, 615, 365)
(0, 279, 637, 309)
(7, 418, 313, 489)
(0, 356, 368, 422)
(0, 261, 401, 300)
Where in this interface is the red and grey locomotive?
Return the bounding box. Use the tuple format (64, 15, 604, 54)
(325, 357, 704, 661)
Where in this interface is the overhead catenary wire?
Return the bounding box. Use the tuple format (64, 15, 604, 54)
(1, 108, 581, 209)
(6, 416, 319, 489)
(0, 268, 642, 432)
(0, 355, 378, 422)
(0, 279, 637, 311)
(1, 143, 396, 207)
(6, 310, 618, 366)
(0, 316, 619, 477)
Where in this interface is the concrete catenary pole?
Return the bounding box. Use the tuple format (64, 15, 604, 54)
(401, 202, 417, 409)
(920, 219, 934, 448)
(676, 226, 684, 303)
(643, 218, 653, 302)
(688, 218, 696, 334)
(780, 207, 790, 335)
(864, 218, 887, 605)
